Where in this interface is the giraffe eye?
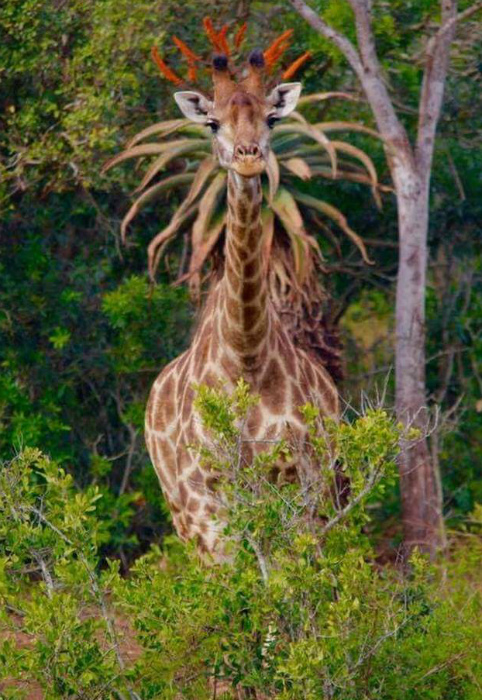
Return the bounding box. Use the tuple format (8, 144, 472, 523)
(267, 115, 279, 129)
(206, 120, 219, 133)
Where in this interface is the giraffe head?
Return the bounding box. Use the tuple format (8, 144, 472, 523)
(174, 51, 301, 177)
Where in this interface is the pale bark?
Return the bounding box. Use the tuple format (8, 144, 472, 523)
(394, 167, 442, 551)
(288, 0, 480, 556)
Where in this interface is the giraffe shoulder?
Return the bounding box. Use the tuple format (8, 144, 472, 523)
(146, 352, 190, 434)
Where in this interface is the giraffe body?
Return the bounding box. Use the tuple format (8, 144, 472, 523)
(145, 173, 338, 554)
(144, 49, 338, 555)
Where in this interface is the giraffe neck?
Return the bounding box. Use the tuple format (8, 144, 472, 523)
(219, 170, 269, 372)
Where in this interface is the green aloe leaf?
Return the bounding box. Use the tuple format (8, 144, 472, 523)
(282, 157, 312, 181)
(126, 118, 192, 147)
(134, 139, 210, 192)
(271, 188, 313, 284)
(177, 156, 218, 217)
(267, 150, 280, 202)
(121, 173, 194, 242)
(102, 144, 169, 173)
(293, 191, 373, 264)
(332, 140, 382, 208)
(297, 92, 358, 107)
(148, 204, 199, 279)
(191, 172, 227, 252)
(274, 122, 337, 178)
(315, 121, 384, 142)
(188, 212, 227, 279)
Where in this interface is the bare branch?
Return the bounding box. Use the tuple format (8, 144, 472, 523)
(23, 505, 141, 700)
(247, 535, 269, 584)
(119, 423, 138, 495)
(320, 466, 382, 537)
(416, 651, 468, 682)
(429, 1, 482, 52)
(347, 0, 380, 76)
(347, 0, 413, 164)
(34, 552, 54, 599)
(287, 0, 363, 76)
(289, 0, 413, 169)
(415, 1, 482, 173)
(28, 505, 73, 545)
(446, 148, 466, 201)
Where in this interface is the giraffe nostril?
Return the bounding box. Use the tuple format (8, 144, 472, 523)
(235, 143, 261, 160)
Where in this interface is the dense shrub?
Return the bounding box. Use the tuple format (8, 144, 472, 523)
(1, 386, 480, 698)
(0, 223, 192, 558)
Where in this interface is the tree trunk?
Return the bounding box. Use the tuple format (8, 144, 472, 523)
(287, 0, 467, 557)
(393, 165, 445, 556)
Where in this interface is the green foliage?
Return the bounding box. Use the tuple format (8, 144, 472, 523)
(0, 449, 128, 699)
(1, 394, 480, 698)
(0, 0, 239, 198)
(102, 274, 190, 374)
(0, 224, 191, 557)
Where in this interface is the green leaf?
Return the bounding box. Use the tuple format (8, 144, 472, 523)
(271, 188, 312, 283)
(48, 327, 71, 350)
(293, 191, 373, 264)
(121, 173, 194, 241)
(134, 139, 209, 192)
(126, 118, 191, 148)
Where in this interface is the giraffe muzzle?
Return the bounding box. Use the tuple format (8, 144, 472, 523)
(232, 143, 265, 176)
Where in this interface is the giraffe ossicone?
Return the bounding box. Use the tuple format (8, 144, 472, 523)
(145, 36, 339, 556)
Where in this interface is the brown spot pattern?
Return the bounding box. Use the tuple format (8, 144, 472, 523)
(145, 167, 339, 556)
(260, 357, 286, 414)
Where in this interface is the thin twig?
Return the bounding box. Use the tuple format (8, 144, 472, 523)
(246, 535, 269, 584)
(320, 467, 382, 537)
(34, 552, 54, 599)
(22, 505, 141, 700)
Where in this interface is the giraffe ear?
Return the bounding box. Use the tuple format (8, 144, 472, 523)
(174, 91, 213, 123)
(266, 82, 302, 119)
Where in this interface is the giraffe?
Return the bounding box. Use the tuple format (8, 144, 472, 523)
(144, 49, 339, 556)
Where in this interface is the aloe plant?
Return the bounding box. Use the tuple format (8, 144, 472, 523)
(105, 93, 387, 285)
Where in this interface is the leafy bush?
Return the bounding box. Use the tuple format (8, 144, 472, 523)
(0, 224, 191, 558)
(0, 449, 131, 698)
(1, 387, 480, 698)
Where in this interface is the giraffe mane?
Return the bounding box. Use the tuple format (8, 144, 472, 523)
(268, 242, 343, 383)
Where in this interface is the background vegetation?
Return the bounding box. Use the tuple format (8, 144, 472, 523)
(0, 0, 480, 696)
